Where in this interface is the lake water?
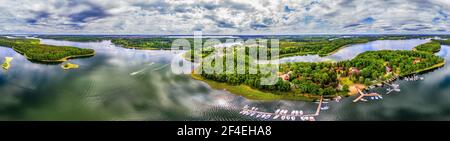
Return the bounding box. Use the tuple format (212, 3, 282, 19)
(0, 38, 449, 120)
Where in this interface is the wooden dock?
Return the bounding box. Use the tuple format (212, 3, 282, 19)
(353, 89, 381, 103)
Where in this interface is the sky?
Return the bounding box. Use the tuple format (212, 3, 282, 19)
(0, 0, 449, 35)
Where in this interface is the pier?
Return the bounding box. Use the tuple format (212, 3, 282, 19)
(384, 82, 401, 94)
(353, 88, 382, 103)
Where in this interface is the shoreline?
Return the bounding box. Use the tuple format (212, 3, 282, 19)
(356, 60, 445, 93)
(116, 45, 172, 51)
(191, 70, 337, 101)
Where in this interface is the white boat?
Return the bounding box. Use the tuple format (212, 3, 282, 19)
(361, 98, 368, 102)
(291, 116, 296, 121)
(286, 116, 291, 120)
(375, 96, 379, 100)
(281, 116, 285, 120)
(371, 97, 375, 100)
(379, 96, 383, 99)
(275, 109, 280, 114)
(256, 114, 261, 118)
(300, 116, 305, 121)
(273, 115, 280, 119)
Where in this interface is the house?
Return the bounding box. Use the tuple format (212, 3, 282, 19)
(278, 71, 292, 81)
(413, 58, 422, 64)
(281, 74, 290, 81)
(385, 66, 392, 73)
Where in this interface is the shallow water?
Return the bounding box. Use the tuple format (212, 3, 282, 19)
(0, 39, 449, 121)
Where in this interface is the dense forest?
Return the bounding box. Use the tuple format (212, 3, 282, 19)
(279, 37, 373, 57)
(434, 39, 450, 45)
(38, 35, 109, 42)
(276, 35, 449, 58)
(414, 41, 441, 53)
(0, 37, 95, 63)
(111, 38, 178, 49)
(196, 43, 444, 98)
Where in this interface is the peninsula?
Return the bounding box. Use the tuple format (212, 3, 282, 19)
(191, 39, 445, 101)
(0, 37, 95, 63)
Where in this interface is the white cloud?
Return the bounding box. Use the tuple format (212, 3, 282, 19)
(0, 0, 449, 34)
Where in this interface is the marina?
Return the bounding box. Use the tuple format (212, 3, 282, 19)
(239, 97, 324, 121)
(239, 73, 429, 120)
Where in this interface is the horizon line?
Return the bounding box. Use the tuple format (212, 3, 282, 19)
(2, 33, 450, 36)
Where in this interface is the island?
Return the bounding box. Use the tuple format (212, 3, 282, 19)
(434, 38, 450, 45)
(190, 39, 445, 101)
(0, 37, 95, 63)
(278, 35, 443, 58)
(2, 57, 13, 70)
(111, 38, 176, 50)
(413, 40, 441, 53)
(37, 35, 111, 42)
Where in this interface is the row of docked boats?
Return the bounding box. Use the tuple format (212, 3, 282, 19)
(239, 105, 316, 121)
(404, 74, 424, 81)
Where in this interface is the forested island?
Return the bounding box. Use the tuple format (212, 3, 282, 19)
(191, 40, 445, 101)
(414, 41, 441, 53)
(0, 37, 95, 63)
(111, 38, 178, 50)
(37, 35, 109, 42)
(434, 38, 450, 45)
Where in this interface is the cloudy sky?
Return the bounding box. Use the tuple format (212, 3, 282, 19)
(0, 0, 449, 34)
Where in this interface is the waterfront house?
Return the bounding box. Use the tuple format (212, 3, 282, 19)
(348, 67, 360, 76)
(386, 66, 392, 73)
